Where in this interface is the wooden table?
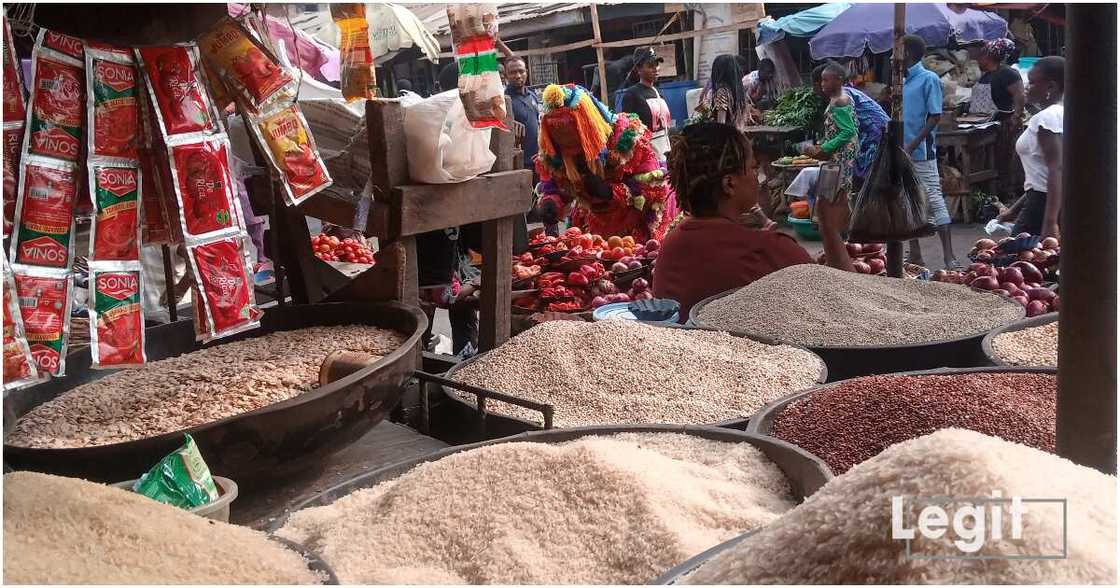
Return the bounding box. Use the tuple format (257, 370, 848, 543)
(937, 124, 999, 194)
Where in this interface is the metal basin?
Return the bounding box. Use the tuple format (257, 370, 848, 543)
(438, 325, 828, 440)
(689, 287, 1024, 381)
(981, 312, 1059, 367)
(269, 424, 833, 534)
(3, 302, 427, 484)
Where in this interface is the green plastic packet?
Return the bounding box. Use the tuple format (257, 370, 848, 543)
(132, 434, 220, 509)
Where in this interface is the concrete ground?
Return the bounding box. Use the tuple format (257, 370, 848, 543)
(429, 222, 990, 350)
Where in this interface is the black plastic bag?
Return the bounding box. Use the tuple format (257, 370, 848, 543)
(848, 122, 936, 242)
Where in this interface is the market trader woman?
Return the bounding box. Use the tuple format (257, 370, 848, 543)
(653, 123, 851, 321)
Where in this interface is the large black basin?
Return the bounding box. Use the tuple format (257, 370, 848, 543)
(438, 325, 828, 440)
(3, 302, 427, 484)
(689, 287, 1024, 381)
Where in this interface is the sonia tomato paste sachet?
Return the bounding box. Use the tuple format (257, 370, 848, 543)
(10, 157, 78, 269)
(12, 266, 73, 377)
(86, 47, 140, 161)
(89, 266, 146, 368)
(89, 163, 141, 261)
(188, 236, 261, 339)
(251, 103, 331, 205)
(26, 49, 84, 163)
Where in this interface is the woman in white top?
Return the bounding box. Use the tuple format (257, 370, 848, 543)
(998, 56, 1064, 238)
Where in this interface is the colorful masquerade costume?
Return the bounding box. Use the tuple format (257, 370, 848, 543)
(535, 84, 679, 242)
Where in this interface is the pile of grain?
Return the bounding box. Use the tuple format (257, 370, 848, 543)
(694, 264, 1024, 347)
(992, 322, 1059, 367)
(684, 429, 1117, 584)
(449, 320, 824, 426)
(3, 471, 322, 584)
(771, 372, 1056, 474)
(7, 325, 406, 448)
(278, 433, 797, 584)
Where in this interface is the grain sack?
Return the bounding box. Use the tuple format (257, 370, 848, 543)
(683, 429, 1117, 585)
(278, 433, 797, 584)
(450, 320, 824, 426)
(694, 264, 1024, 347)
(7, 325, 405, 448)
(3, 471, 322, 584)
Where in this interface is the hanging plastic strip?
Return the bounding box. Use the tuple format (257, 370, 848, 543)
(3, 15, 28, 125)
(11, 265, 74, 377)
(3, 123, 23, 238)
(2, 257, 43, 390)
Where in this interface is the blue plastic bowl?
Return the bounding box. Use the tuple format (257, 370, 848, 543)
(787, 215, 821, 241)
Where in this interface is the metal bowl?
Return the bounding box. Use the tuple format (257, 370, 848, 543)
(689, 286, 1024, 381)
(438, 325, 828, 440)
(3, 302, 427, 484)
(268, 424, 832, 535)
(981, 313, 1059, 367)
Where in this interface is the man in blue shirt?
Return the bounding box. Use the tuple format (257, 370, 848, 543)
(902, 35, 960, 269)
(503, 56, 536, 250)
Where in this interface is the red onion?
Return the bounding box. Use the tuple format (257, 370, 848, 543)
(1026, 300, 1048, 317)
(1027, 287, 1056, 302)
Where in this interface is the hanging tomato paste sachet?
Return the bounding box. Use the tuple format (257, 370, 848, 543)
(88, 266, 146, 368)
(167, 135, 241, 240)
(2, 259, 43, 390)
(198, 17, 293, 111)
(38, 29, 84, 62)
(3, 17, 27, 124)
(3, 124, 22, 237)
(188, 236, 260, 339)
(25, 49, 84, 162)
(88, 163, 141, 262)
(12, 267, 73, 377)
(250, 103, 331, 205)
(136, 45, 218, 138)
(86, 46, 140, 161)
(9, 157, 78, 269)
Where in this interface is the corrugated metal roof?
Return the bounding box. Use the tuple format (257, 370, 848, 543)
(409, 2, 621, 37)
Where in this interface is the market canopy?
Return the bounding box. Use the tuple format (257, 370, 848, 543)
(366, 2, 441, 63)
(809, 3, 1008, 60)
(757, 3, 852, 46)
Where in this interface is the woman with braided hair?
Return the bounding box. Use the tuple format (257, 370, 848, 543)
(653, 123, 851, 321)
(535, 83, 679, 242)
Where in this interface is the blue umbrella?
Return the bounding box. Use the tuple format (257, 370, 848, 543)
(809, 3, 1008, 60)
(757, 3, 853, 46)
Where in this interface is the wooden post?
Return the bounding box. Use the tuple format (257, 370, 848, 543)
(160, 244, 177, 322)
(1056, 4, 1117, 475)
(480, 96, 519, 351)
(590, 3, 610, 104)
(885, 3, 906, 278)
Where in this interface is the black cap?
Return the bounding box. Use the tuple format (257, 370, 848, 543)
(633, 46, 664, 67)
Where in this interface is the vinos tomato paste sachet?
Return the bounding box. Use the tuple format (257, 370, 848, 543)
(3, 16, 26, 124)
(89, 267, 146, 368)
(2, 259, 42, 391)
(11, 267, 73, 377)
(10, 158, 79, 269)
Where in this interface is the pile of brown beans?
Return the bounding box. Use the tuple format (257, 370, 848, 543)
(769, 372, 1056, 474)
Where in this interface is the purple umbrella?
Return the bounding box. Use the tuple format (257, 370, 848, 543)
(809, 3, 1008, 60)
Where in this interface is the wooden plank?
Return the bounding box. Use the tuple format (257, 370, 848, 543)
(590, 4, 610, 105)
(489, 96, 516, 173)
(299, 194, 391, 237)
(392, 170, 533, 237)
(595, 19, 761, 49)
(367, 99, 409, 243)
(479, 216, 514, 351)
(323, 237, 418, 304)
